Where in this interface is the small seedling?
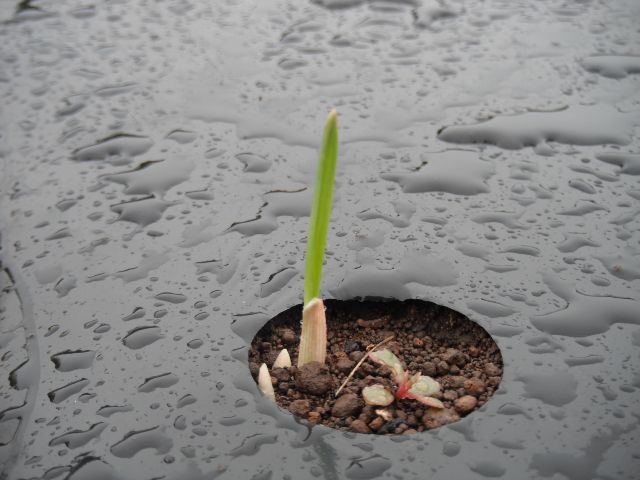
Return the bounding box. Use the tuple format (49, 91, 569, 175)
(297, 110, 339, 367)
(257, 111, 338, 401)
(362, 349, 444, 408)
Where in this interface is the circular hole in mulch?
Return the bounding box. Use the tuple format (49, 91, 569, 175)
(249, 299, 503, 435)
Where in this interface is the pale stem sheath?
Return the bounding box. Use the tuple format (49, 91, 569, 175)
(297, 298, 327, 367)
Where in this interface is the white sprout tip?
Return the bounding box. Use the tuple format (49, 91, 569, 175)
(257, 363, 276, 402)
(273, 349, 292, 368)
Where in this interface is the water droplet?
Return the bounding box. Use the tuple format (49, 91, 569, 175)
(580, 55, 640, 78)
(123, 326, 165, 350)
(154, 292, 187, 303)
(50, 350, 95, 372)
(498, 245, 540, 256)
(54, 276, 77, 297)
(174, 416, 187, 430)
(96, 405, 134, 418)
(95, 83, 138, 97)
(331, 251, 458, 300)
(94, 323, 111, 333)
(228, 189, 313, 236)
(137, 373, 179, 393)
(595, 248, 640, 281)
(229, 434, 278, 457)
(101, 159, 194, 197)
(516, 372, 577, 407)
(10, 358, 38, 391)
(35, 265, 62, 284)
(55, 199, 77, 212)
(568, 179, 597, 194)
(469, 460, 506, 478)
(166, 130, 197, 144)
(177, 394, 197, 408)
(442, 441, 460, 457)
(260, 268, 299, 298)
(180, 446, 196, 458)
(556, 233, 600, 253)
(236, 153, 271, 173)
(456, 241, 492, 260)
(110, 426, 173, 458)
(123, 307, 145, 321)
(345, 455, 392, 479)
(564, 355, 605, 367)
(596, 152, 640, 175)
(110, 196, 175, 228)
(438, 105, 636, 150)
(382, 151, 495, 195)
(69, 5, 96, 19)
(48, 379, 90, 404)
(73, 134, 153, 165)
(185, 189, 214, 200)
(45, 228, 73, 241)
(219, 415, 246, 427)
(49, 423, 108, 449)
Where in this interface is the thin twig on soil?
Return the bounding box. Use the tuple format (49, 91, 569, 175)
(335, 334, 395, 397)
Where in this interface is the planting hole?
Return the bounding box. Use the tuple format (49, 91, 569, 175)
(249, 299, 503, 435)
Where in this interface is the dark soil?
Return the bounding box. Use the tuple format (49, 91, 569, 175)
(248, 299, 503, 435)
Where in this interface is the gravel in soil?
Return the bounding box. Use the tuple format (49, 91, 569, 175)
(249, 299, 503, 435)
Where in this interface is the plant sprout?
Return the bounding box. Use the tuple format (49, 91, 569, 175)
(257, 111, 338, 401)
(362, 349, 445, 408)
(273, 348, 292, 369)
(297, 110, 339, 367)
(258, 363, 276, 402)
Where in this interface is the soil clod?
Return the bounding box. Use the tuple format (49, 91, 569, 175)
(295, 361, 332, 395)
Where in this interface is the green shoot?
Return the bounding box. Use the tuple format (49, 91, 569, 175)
(304, 109, 338, 306)
(298, 110, 339, 367)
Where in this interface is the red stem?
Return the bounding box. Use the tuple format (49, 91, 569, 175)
(395, 371, 410, 400)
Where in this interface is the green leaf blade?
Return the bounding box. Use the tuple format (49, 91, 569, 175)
(362, 385, 394, 406)
(408, 376, 440, 397)
(405, 376, 444, 408)
(406, 394, 445, 409)
(368, 349, 404, 381)
(304, 110, 339, 306)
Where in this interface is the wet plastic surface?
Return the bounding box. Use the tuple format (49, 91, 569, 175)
(0, 0, 639, 479)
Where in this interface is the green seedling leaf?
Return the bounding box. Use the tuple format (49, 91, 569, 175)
(405, 376, 444, 408)
(406, 394, 445, 409)
(362, 385, 395, 406)
(409, 376, 440, 397)
(304, 110, 338, 306)
(368, 349, 404, 381)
